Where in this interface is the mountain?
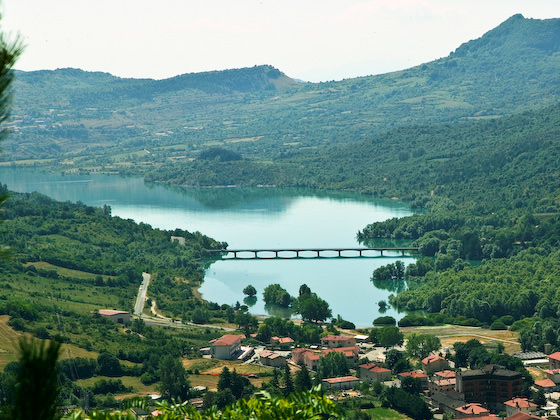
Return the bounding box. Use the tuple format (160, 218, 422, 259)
(3, 15, 560, 169)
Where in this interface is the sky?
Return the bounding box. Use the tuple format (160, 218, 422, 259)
(2, 0, 560, 83)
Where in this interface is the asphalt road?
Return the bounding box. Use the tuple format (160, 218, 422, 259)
(134, 272, 151, 316)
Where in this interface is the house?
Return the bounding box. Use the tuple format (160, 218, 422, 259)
(271, 336, 294, 346)
(534, 378, 557, 392)
(454, 403, 490, 419)
(359, 363, 391, 383)
(429, 378, 456, 394)
(546, 368, 560, 383)
(322, 376, 361, 390)
(430, 390, 465, 415)
(259, 350, 287, 368)
(434, 370, 456, 380)
(456, 365, 523, 410)
(548, 352, 560, 370)
(292, 348, 321, 371)
(506, 413, 547, 420)
(324, 346, 360, 366)
(504, 398, 539, 417)
(98, 309, 131, 324)
(422, 354, 449, 373)
(210, 334, 243, 360)
(399, 371, 429, 389)
(292, 346, 360, 371)
(321, 335, 356, 348)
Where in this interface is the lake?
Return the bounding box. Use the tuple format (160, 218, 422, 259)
(0, 167, 414, 326)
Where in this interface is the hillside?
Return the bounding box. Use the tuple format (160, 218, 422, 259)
(147, 102, 560, 214)
(3, 15, 560, 170)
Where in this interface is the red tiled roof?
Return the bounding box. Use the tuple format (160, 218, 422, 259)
(279, 337, 294, 344)
(399, 371, 427, 378)
(211, 334, 243, 347)
(459, 416, 498, 420)
(456, 403, 489, 415)
(506, 413, 546, 420)
(546, 369, 560, 375)
(260, 350, 284, 360)
(322, 376, 360, 384)
(548, 352, 560, 361)
(321, 335, 353, 342)
(360, 363, 377, 370)
(504, 398, 538, 409)
(98, 309, 129, 316)
(435, 370, 456, 378)
(422, 354, 445, 365)
(535, 378, 556, 388)
(292, 347, 309, 355)
(369, 366, 391, 373)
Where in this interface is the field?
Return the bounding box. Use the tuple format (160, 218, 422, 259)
(0, 315, 99, 371)
(76, 375, 158, 399)
(401, 325, 521, 354)
(367, 408, 413, 420)
(183, 358, 273, 390)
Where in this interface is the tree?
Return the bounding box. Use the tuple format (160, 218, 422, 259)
(283, 364, 294, 396)
(406, 333, 441, 360)
(263, 284, 293, 308)
(297, 294, 332, 323)
(377, 326, 404, 349)
(218, 366, 232, 392)
(96, 352, 122, 377)
(295, 365, 313, 391)
(11, 337, 61, 420)
(384, 349, 404, 370)
(243, 284, 257, 297)
(401, 376, 423, 394)
(234, 312, 258, 336)
(317, 352, 349, 379)
(158, 354, 190, 401)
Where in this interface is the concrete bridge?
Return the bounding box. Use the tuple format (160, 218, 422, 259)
(207, 247, 419, 260)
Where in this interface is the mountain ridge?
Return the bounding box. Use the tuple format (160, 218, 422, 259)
(5, 14, 560, 166)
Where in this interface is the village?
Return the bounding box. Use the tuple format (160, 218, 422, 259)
(197, 329, 560, 420)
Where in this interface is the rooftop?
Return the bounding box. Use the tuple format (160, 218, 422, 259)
(435, 370, 457, 378)
(456, 403, 489, 415)
(422, 354, 445, 365)
(399, 371, 428, 379)
(98, 309, 129, 316)
(535, 378, 556, 388)
(506, 413, 547, 420)
(321, 335, 353, 341)
(322, 376, 360, 384)
(548, 352, 560, 361)
(504, 398, 538, 409)
(211, 334, 243, 347)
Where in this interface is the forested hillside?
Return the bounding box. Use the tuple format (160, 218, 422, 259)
(4, 15, 560, 170)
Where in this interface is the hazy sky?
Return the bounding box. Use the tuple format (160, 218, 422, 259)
(2, 0, 560, 82)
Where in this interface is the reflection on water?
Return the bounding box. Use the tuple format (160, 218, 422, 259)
(0, 167, 415, 326)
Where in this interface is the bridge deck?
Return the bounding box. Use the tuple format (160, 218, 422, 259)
(208, 247, 419, 260)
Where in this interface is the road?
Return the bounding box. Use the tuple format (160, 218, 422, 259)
(139, 314, 235, 331)
(134, 272, 151, 316)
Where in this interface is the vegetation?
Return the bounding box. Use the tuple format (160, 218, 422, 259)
(6, 16, 560, 176)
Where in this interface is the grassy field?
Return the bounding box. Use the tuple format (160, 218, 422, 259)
(401, 325, 521, 354)
(367, 407, 413, 420)
(23, 261, 115, 280)
(0, 315, 100, 371)
(183, 358, 274, 376)
(76, 375, 158, 399)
